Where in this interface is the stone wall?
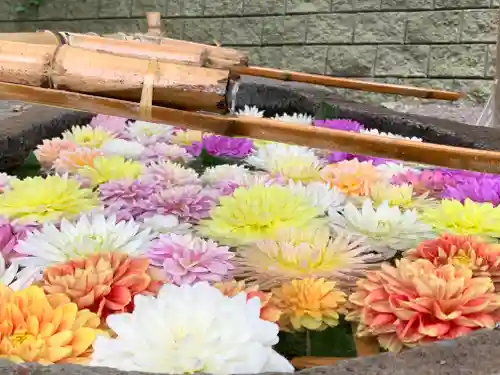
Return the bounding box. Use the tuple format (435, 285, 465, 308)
(0, 0, 498, 103)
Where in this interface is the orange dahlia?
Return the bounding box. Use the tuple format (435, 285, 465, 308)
(34, 138, 77, 169)
(0, 285, 102, 364)
(271, 278, 346, 332)
(406, 234, 500, 290)
(347, 258, 500, 352)
(214, 280, 282, 323)
(320, 160, 380, 196)
(42, 253, 163, 320)
(53, 147, 104, 173)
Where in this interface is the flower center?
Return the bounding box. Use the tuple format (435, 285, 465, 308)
(9, 332, 34, 347)
(451, 254, 472, 268)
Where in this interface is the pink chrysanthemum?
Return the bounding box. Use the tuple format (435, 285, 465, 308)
(146, 185, 217, 223)
(142, 161, 200, 187)
(0, 173, 17, 194)
(140, 143, 193, 165)
(99, 179, 160, 221)
(34, 138, 77, 168)
(147, 233, 234, 285)
(89, 114, 129, 137)
(392, 169, 459, 198)
(0, 218, 40, 261)
(53, 147, 104, 173)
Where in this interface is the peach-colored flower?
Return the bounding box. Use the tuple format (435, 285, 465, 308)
(406, 234, 500, 291)
(42, 253, 164, 320)
(320, 160, 381, 196)
(53, 148, 104, 173)
(271, 278, 346, 332)
(0, 285, 103, 364)
(34, 138, 77, 168)
(213, 280, 282, 323)
(346, 258, 500, 352)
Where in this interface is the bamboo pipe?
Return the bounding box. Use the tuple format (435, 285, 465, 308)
(0, 32, 462, 100)
(0, 30, 60, 45)
(0, 81, 497, 174)
(231, 66, 463, 101)
(146, 12, 162, 36)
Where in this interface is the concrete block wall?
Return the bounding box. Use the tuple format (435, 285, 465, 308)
(0, 0, 498, 102)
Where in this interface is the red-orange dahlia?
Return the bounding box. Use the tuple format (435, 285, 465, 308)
(42, 253, 164, 320)
(346, 258, 500, 352)
(406, 234, 500, 290)
(213, 280, 282, 323)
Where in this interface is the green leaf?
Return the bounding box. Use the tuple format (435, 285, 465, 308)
(14, 4, 26, 12)
(10, 151, 42, 179)
(315, 102, 340, 121)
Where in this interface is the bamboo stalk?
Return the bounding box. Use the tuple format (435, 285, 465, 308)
(232, 66, 463, 101)
(0, 30, 60, 45)
(0, 81, 498, 173)
(146, 12, 162, 36)
(0, 40, 231, 114)
(291, 357, 347, 369)
(351, 323, 380, 357)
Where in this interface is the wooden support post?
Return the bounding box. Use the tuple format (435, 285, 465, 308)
(146, 12, 162, 36)
(494, 8, 500, 128)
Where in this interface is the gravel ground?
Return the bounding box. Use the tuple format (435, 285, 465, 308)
(0, 101, 32, 122)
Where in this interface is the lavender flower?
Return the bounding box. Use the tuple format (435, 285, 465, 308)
(327, 151, 388, 166)
(314, 119, 364, 132)
(140, 142, 193, 165)
(442, 176, 500, 206)
(142, 161, 200, 188)
(147, 233, 234, 286)
(187, 135, 254, 158)
(89, 115, 129, 137)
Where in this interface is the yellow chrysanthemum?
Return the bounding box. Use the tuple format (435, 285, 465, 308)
(170, 129, 204, 146)
(362, 182, 434, 211)
(0, 285, 104, 364)
(269, 157, 322, 183)
(198, 185, 322, 246)
(0, 176, 98, 224)
(235, 226, 379, 290)
(271, 278, 346, 332)
(76, 156, 143, 186)
(421, 198, 500, 238)
(63, 125, 114, 149)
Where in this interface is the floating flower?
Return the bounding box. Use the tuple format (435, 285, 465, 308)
(236, 105, 264, 118)
(99, 179, 159, 221)
(214, 280, 282, 323)
(442, 176, 500, 206)
(201, 165, 252, 186)
(147, 185, 217, 223)
(314, 119, 364, 132)
(100, 139, 145, 160)
(63, 125, 114, 149)
(346, 259, 500, 352)
(76, 156, 143, 186)
(170, 129, 204, 146)
(361, 128, 422, 142)
(235, 226, 379, 290)
(0, 253, 40, 290)
(0, 173, 18, 193)
(34, 138, 77, 168)
(127, 120, 175, 143)
(142, 160, 200, 187)
(148, 233, 234, 285)
(376, 161, 417, 179)
(53, 147, 104, 173)
(392, 169, 458, 198)
(421, 198, 500, 238)
(140, 214, 192, 235)
(405, 234, 500, 289)
(0, 285, 102, 364)
(273, 113, 313, 125)
(140, 143, 193, 165)
(90, 282, 293, 374)
(0, 219, 39, 261)
(188, 135, 254, 158)
(43, 252, 163, 319)
(326, 151, 387, 166)
(287, 181, 346, 212)
(329, 200, 433, 258)
(364, 182, 433, 211)
(320, 160, 381, 197)
(271, 278, 346, 332)
(15, 214, 153, 270)
(89, 114, 128, 137)
(198, 185, 322, 246)
(0, 176, 98, 224)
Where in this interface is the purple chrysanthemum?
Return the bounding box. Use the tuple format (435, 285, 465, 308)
(140, 142, 193, 165)
(145, 185, 217, 223)
(89, 114, 129, 137)
(392, 169, 461, 198)
(187, 135, 254, 158)
(326, 151, 388, 166)
(142, 161, 201, 188)
(441, 176, 500, 206)
(99, 179, 160, 221)
(147, 233, 234, 286)
(313, 119, 364, 132)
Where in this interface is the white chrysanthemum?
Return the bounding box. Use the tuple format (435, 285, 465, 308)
(361, 128, 422, 142)
(236, 105, 265, 118)
(90, 282, 293, 375)
(201, 165, 252, 185)
(0, 172, 18, 193)
(0, 254, 40, 291)
(127, 120, 176, 141)
(15, 214, 154, 269)
(273, 113, 313, 125)
(288, 181, 345, 212)
(329, 200, 433, 258)
(375, 162, 419, 179)
(141, 214, 193, 235)
(100, 139, 145, 160)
